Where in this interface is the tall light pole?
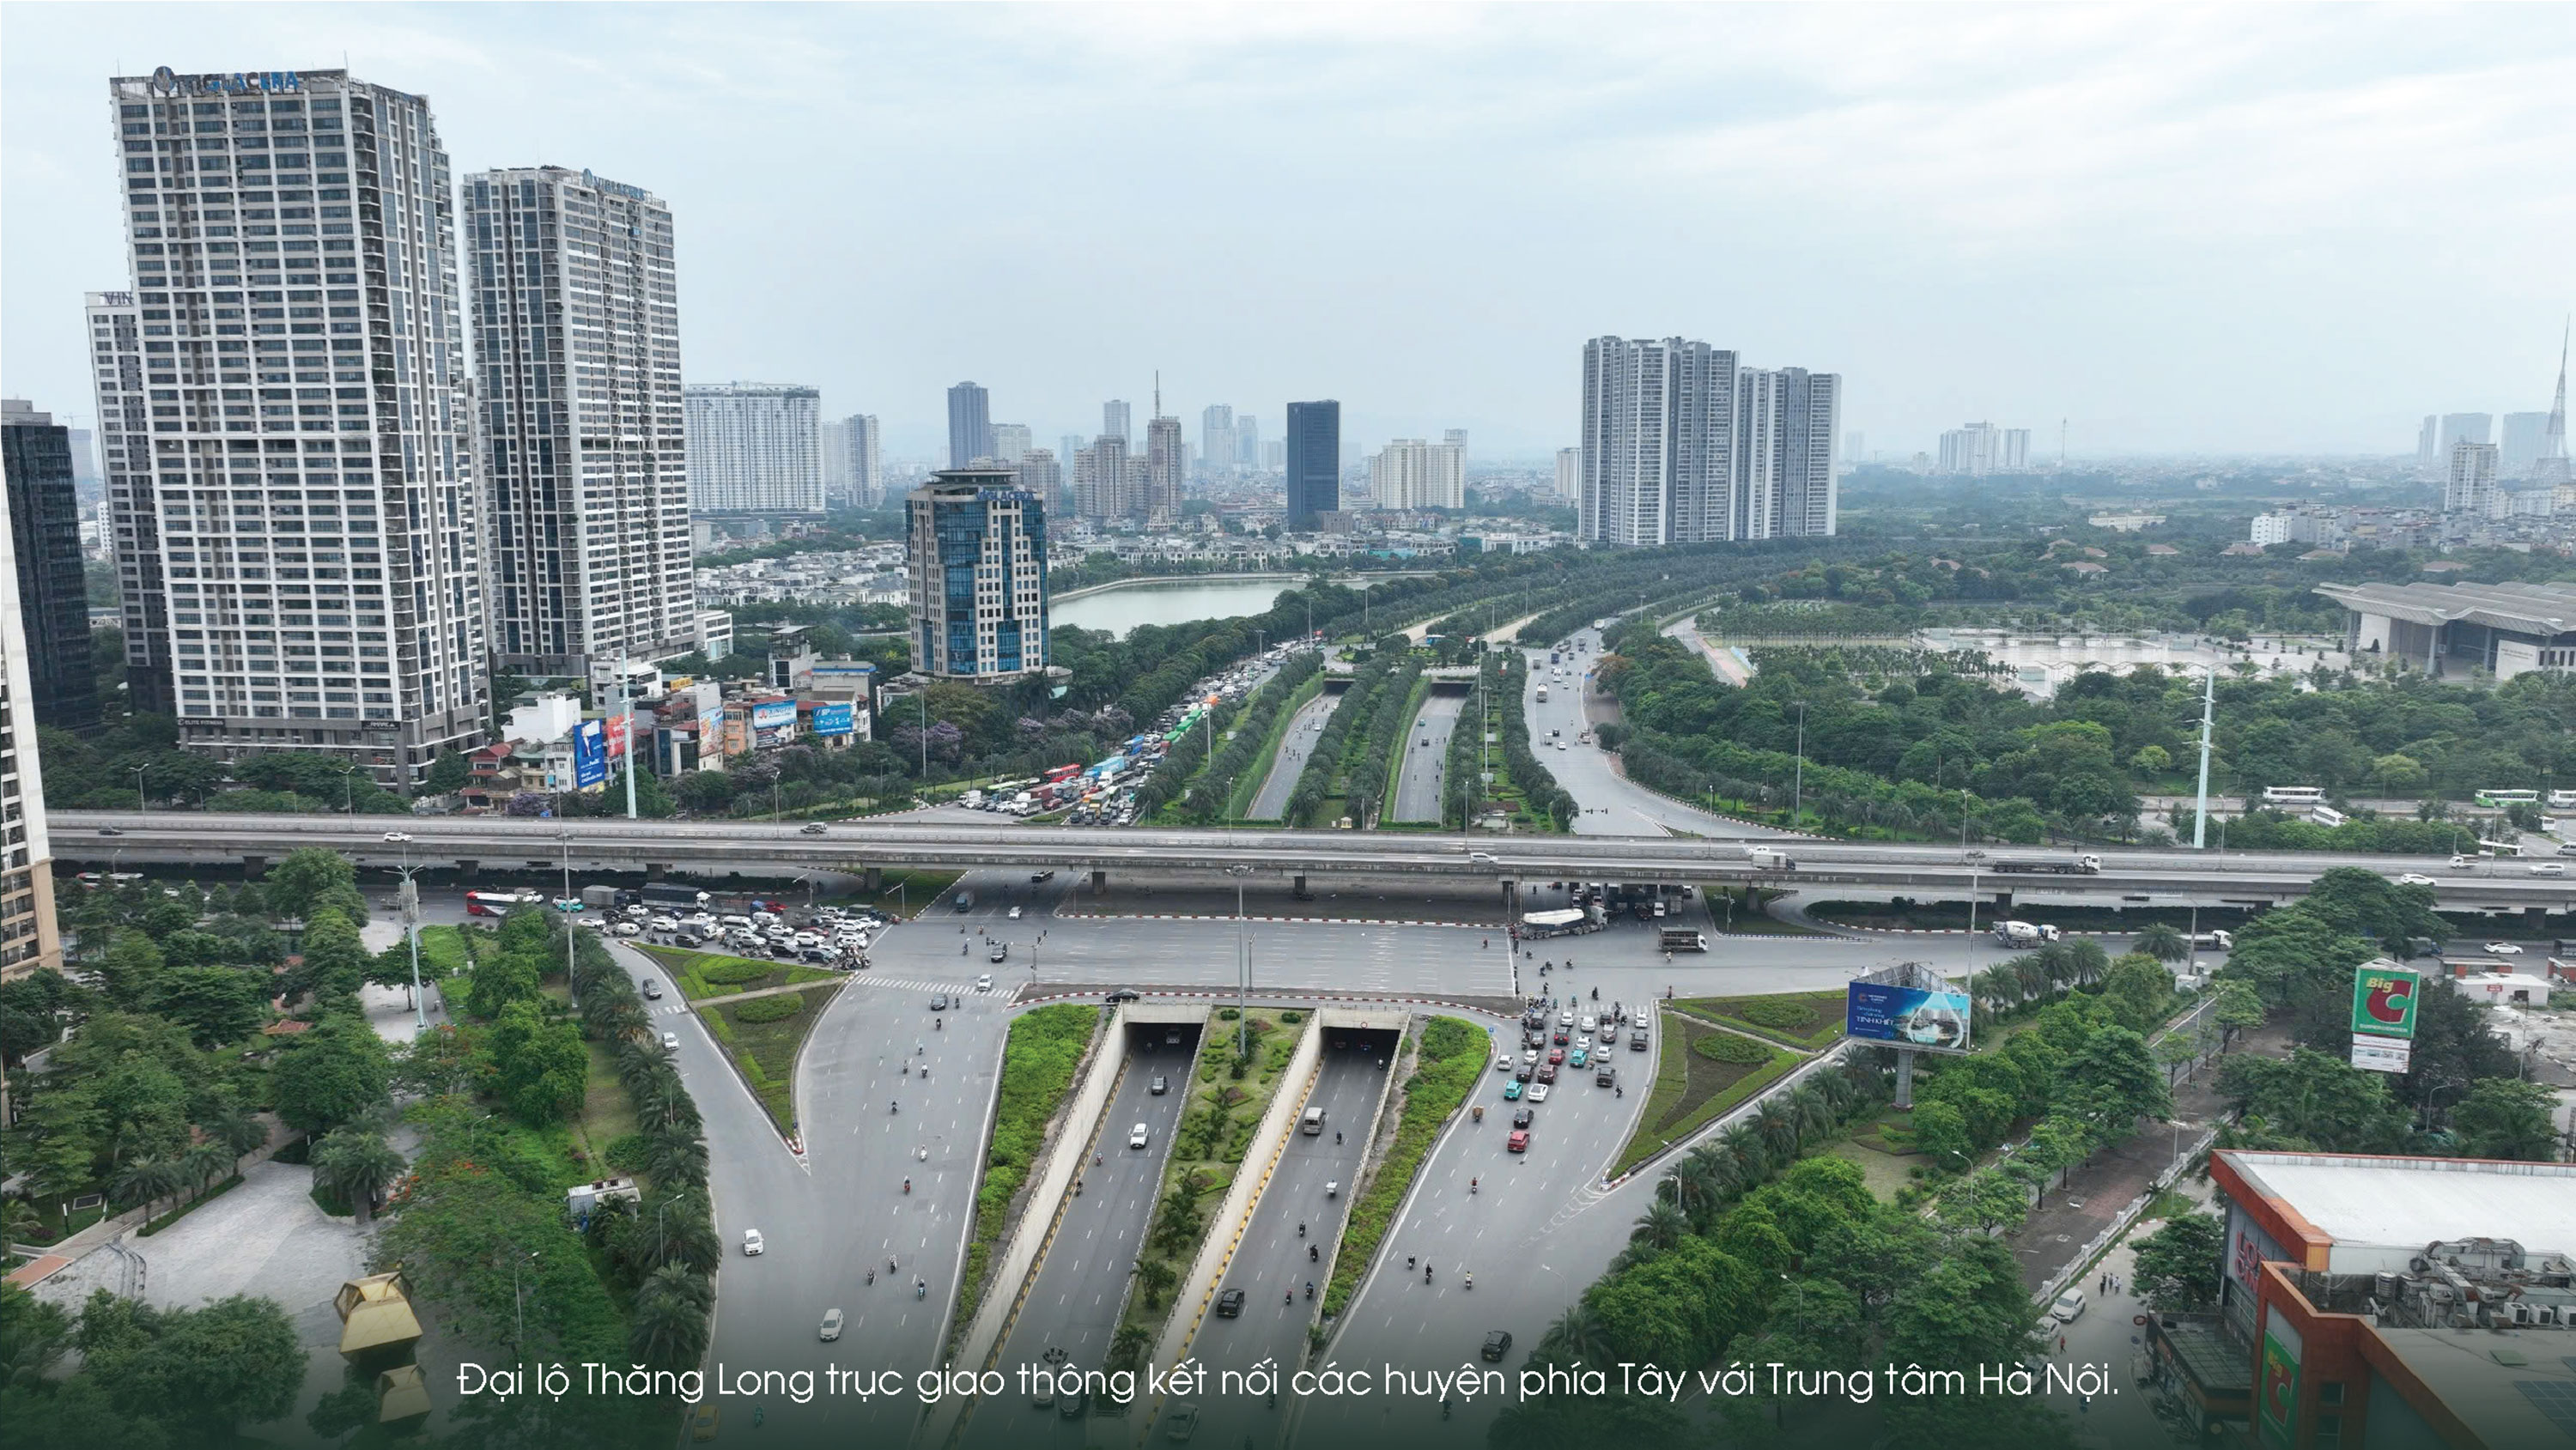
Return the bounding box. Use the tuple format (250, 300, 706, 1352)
(619, 650, 639, 821)
(1227, 864, 1253, 1056)
(557, 829, 579, 1008)
(392, 846, 429, 1031)
(2190, 664, 2217, 849)
(1791, 701, 1808, 827)
(132, 765, 150, 815)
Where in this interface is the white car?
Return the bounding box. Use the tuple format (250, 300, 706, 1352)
(1008, 906, 1023, 919)
(648, 916, 677, 933)
(1579, 1015, 1595, 1033)
(1527, 1083, 1551, 1103)
(2050, 1289, 2086, 1322)
(1468, 851, 1498, 865)
(661, 1032, 680, 1051)
(2532, 862, 2567, 877)
(1128, 1123, 1151, 1150)
(381, 831, 413, 842)
(2484, 942, 2524, 955)
(819, 1307, 842, 1342)
(976, 974, 993, 992)
(742, 1229, 764, 1256)
(2397, 874, 2436, 887)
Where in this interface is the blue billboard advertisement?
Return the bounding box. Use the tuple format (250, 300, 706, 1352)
(571, 718, 609, 789)
(1844, 980, 1972, 1054)
(810, 701, 855, 737)
(750, 697, 798, 749)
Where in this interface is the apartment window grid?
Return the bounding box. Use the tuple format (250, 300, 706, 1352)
(106, 70, 487, 788)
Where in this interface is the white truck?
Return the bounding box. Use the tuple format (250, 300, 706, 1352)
(1745, 846, 1797, 871)
(1993, 920, 2063, 947)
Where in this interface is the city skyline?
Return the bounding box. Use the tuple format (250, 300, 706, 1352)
(4, 6, 2571, 459)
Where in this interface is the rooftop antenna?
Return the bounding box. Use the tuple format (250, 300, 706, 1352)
(2059, 417, 2067, 466)
(1154, 370, 1161, 419)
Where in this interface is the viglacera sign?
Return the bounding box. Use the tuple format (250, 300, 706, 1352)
(149, 68, 304, 98)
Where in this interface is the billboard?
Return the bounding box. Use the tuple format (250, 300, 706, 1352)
(603, 712, 629, 761)
(809, 701, 855, 737)
(750, 698, 798, 749)
(2257, 1313, 2302, 1449)
(2350, 962, 2420, 1039)
(571, 719, 609, 789)
(1844, 980, 1971, 1054)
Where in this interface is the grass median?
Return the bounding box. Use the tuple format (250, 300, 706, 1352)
(1613, 1009, 1796, 1175)
(1323, 1016, 1482, 1317)
(955, 1004, 1102, 1337)
(1673, 990, 1849, 1051)
(638, 945, 840, 1001)
(695, 981, 843, 1137)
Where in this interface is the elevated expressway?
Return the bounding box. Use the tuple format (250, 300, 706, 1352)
(52, 811, 2575, 921)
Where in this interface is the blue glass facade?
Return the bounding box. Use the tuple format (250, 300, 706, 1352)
(906, 466, 1048, 679)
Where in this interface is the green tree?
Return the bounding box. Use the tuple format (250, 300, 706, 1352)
(310, 1128, 405, 1225)
(627, 1263, 713, 1370)
(2059, 1025, 2171, 1140)
(148, 967, 269, 1048)
(465, 947, 542, 1022)
(2212, 979, 2267, 1052)
(2216, 1047, 2409, 1152)
(2130, 1212, 2226, 1313)
(2133, 922, 2189, 964)
(98, 930, 168, 1008)
(289, 909, 369, 1004)
(1908, 1100, 1973, 1171)
(485, 1000, 589, 1125)
(2101, 953, 2175, 1031)
(2450, 1077, 2558, 1161)
(270, 1020, 392, 1137)
(259, 847, 366, 924)
(422, 749, 471, 795)
(71, 1289, 304, 1439)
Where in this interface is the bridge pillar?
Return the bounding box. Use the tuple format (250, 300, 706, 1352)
(1893, 1049, 1916, 1110)
(644, 862, 665, 882)
(455, 859, 477, 880)
(1091, 869, 1108, 897)
(1293, 873, 1309, 901)
(2529, 905, 2551, 931)
(241, 855, 265, 877)
(861, 865, 882, 893)
(1990, 889, 2013, 913)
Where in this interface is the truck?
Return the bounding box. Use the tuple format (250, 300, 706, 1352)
(1745, 846, 1797, 871)
(640, 883, 712, 911)
(1657, 927, 1708, 952)
(1993, 920, 2063, 947)
(1534, 685, 1549, 702)
(579, 884, 619, 909)
(1990, 854, 2103, 876)
(2190, 930, 2235, 951)
(1520, 905, 1604, 938)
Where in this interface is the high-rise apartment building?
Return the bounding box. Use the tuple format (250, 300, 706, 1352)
(989, 422, 1032, 466)
(1059, 433, 1086, 469)
(2415, 416, 2439, 478)
(1235, 414, 1259, 469)
(1102, 399, 1130, 446)
(1144, 413, 1185, 524)
(102, 67, 488, 788)
(840, 413, 883, 507)
(1201, 404, 1235, 474)
(1555, 446, 1580, 501)
(2500, 411, 2550, 477)
(2, 401, 102, 730)
(1936, 422, 2026, 476)
(1443, 428, 1468, 468)
(1284, 400, 1340, 526)
(683, 383, 822, 514)
(85, 290, 173, 714)
(1013, 448, 1063, 516)
(1579, 337, 1838, 544)
(819, 417, 848, 496)
(464, 166, 694, 677)
(1261, 439, 1285, 472)
(2439, 413, 2492, 461)
(2445, 440, 2498, 513)
(0, 487, 62, 981)
(1368, 437, 1465, 510)
(947, 381, 991, 467)
(906, 464, 1048, 680)
(1074, 435, 1133, 520)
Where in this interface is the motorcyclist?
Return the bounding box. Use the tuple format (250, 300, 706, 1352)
(1309, 1243, 1318, 1262)
(1425, 1264, 1433, 1283)
(1470, 1177, 1478, 1193)
(890, 1100, 898, 1113)
(1304, 1281, 1314, 1300)
(1465, 1271, 1473, 1290)
(902, 1176, 911, 1193)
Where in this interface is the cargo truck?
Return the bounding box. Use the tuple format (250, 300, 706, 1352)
(1520, 905, 1604, 938)
(1657, 927, 1708, 952)
(1745, 846, 1797, 871)
(579, 884, 619, 909)
(1993, 920, 2063, 946)
(1990, 854, 2103, 876)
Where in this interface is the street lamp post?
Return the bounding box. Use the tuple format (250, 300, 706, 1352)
(557, 831, 579, 1008)
(1228, 864, 1254, 1056)
(132, 765, 150, 815)
(1791, 701, 1808, 827)
(392, 846, 430, 1031)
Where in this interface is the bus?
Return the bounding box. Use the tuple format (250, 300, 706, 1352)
(2262, 786, 2326, 806)
(2307, 805, 2348, 828)
(2474, 790, 2540, 808)
(464, 889, 542, 918)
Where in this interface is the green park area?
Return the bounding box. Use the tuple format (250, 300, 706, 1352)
(1614, 1010, 1797, 1174)
(954, 1004, 1102, 1338)
(1674, 991, 1850, 1051)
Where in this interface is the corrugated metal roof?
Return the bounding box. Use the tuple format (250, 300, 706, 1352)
(2313, 579, 2576, 636)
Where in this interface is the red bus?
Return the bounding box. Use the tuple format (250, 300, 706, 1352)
(463, 889, 541, 918)
(1043, 763, 1082, 785)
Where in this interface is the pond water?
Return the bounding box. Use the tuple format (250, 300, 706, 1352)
(1050, 576, 1347, 638)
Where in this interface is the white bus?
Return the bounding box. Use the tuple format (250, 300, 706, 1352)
(2307, 805, 2348, 828)
(2474, 789, 2540, 808)
(2263, 786, 2325, 806)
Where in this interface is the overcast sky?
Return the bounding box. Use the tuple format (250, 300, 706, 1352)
(5, 3, 2571, 462)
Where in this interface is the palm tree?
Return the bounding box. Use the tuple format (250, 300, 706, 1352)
(2134, 923, 2190, 964)
(312, 1129, 406, 1225)
(1133, 1256, 1178, 1310)
(111, 1156, 183, 1221)
(213, 1111, 269, 1174)
(1629, 1198, 1687, 1253)
(1753, 1099, 1801, 1161)
(180, 1141, 234, 1200)
(1786, 1083, 1834, 1140)
(645, 1124, 710, 1188)
(1535, 1303, 1604, 1366)
(629, 1262, 714, 1369)
(2, 1199, 43, 1262)
(1717, 1123, 1769, 1185)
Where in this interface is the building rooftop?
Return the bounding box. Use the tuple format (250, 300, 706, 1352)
(2372, 1326, 2576, 1446)
(2219, 1151, 2576, 1261)
(2313, 579, 2576, 636)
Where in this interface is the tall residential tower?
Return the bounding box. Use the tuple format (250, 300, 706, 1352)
(947, 381, 991, 467)
(101, 67, 487, 787)
(464, 166, 695, 677)
(1284, 400, 1340, 525)
(2, 400, 102, 729)
(1577, 336, 1838, 544)
(683, 382, 821, 513)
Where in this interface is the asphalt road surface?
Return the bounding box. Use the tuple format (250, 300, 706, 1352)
(643, 881, 1012, 1449)
(1249, 691, 1343, 822)
(958, 1022, 1203, 1450)
(1175, 1035, 1394, 1450)
(1524, 630, 1798, 840)
(1292, 1007, 1654, 1449)
(1393, 690, 1466, 824)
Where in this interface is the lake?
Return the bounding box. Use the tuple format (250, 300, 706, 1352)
(1050, 576, 1348, 638)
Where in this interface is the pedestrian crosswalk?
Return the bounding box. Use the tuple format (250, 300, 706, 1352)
(852, 974, 986, 998)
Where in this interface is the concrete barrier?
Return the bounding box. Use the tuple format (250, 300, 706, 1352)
(1153, 1014, 1321, 1372)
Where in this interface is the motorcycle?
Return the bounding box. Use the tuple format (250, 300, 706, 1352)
(902, 1177, 911, 1194)
(1464, 1272, 1473, 1290)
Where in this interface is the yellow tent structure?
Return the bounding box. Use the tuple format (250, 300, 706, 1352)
(334, 1271, 422, 1359)
(375, 1363, 432, 1423)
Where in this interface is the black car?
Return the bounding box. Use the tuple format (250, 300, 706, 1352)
(1481, 1330, 1513, 1362)
(930, 994, 950, 1011)
(1216, 1288, 1245, 1319)
(1106, 988, 1141, 1004)
(1510, 1107, 1532, 1129)
(1030, 871, 1056, 883)
(642, 980, 664, 1001)
(97, 827, 125, 836)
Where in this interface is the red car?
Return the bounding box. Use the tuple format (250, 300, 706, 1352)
(1546, 1047, 1566, 1065)
(1536, 1062, 1558, 1084)
(1507, 1129, 1530, 1153)
(1552, 1028, 1570, 1046)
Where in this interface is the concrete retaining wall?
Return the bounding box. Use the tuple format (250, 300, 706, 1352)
(1153, 1014, 1321, 1371)
(1303, 1010, 1422, 1348)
